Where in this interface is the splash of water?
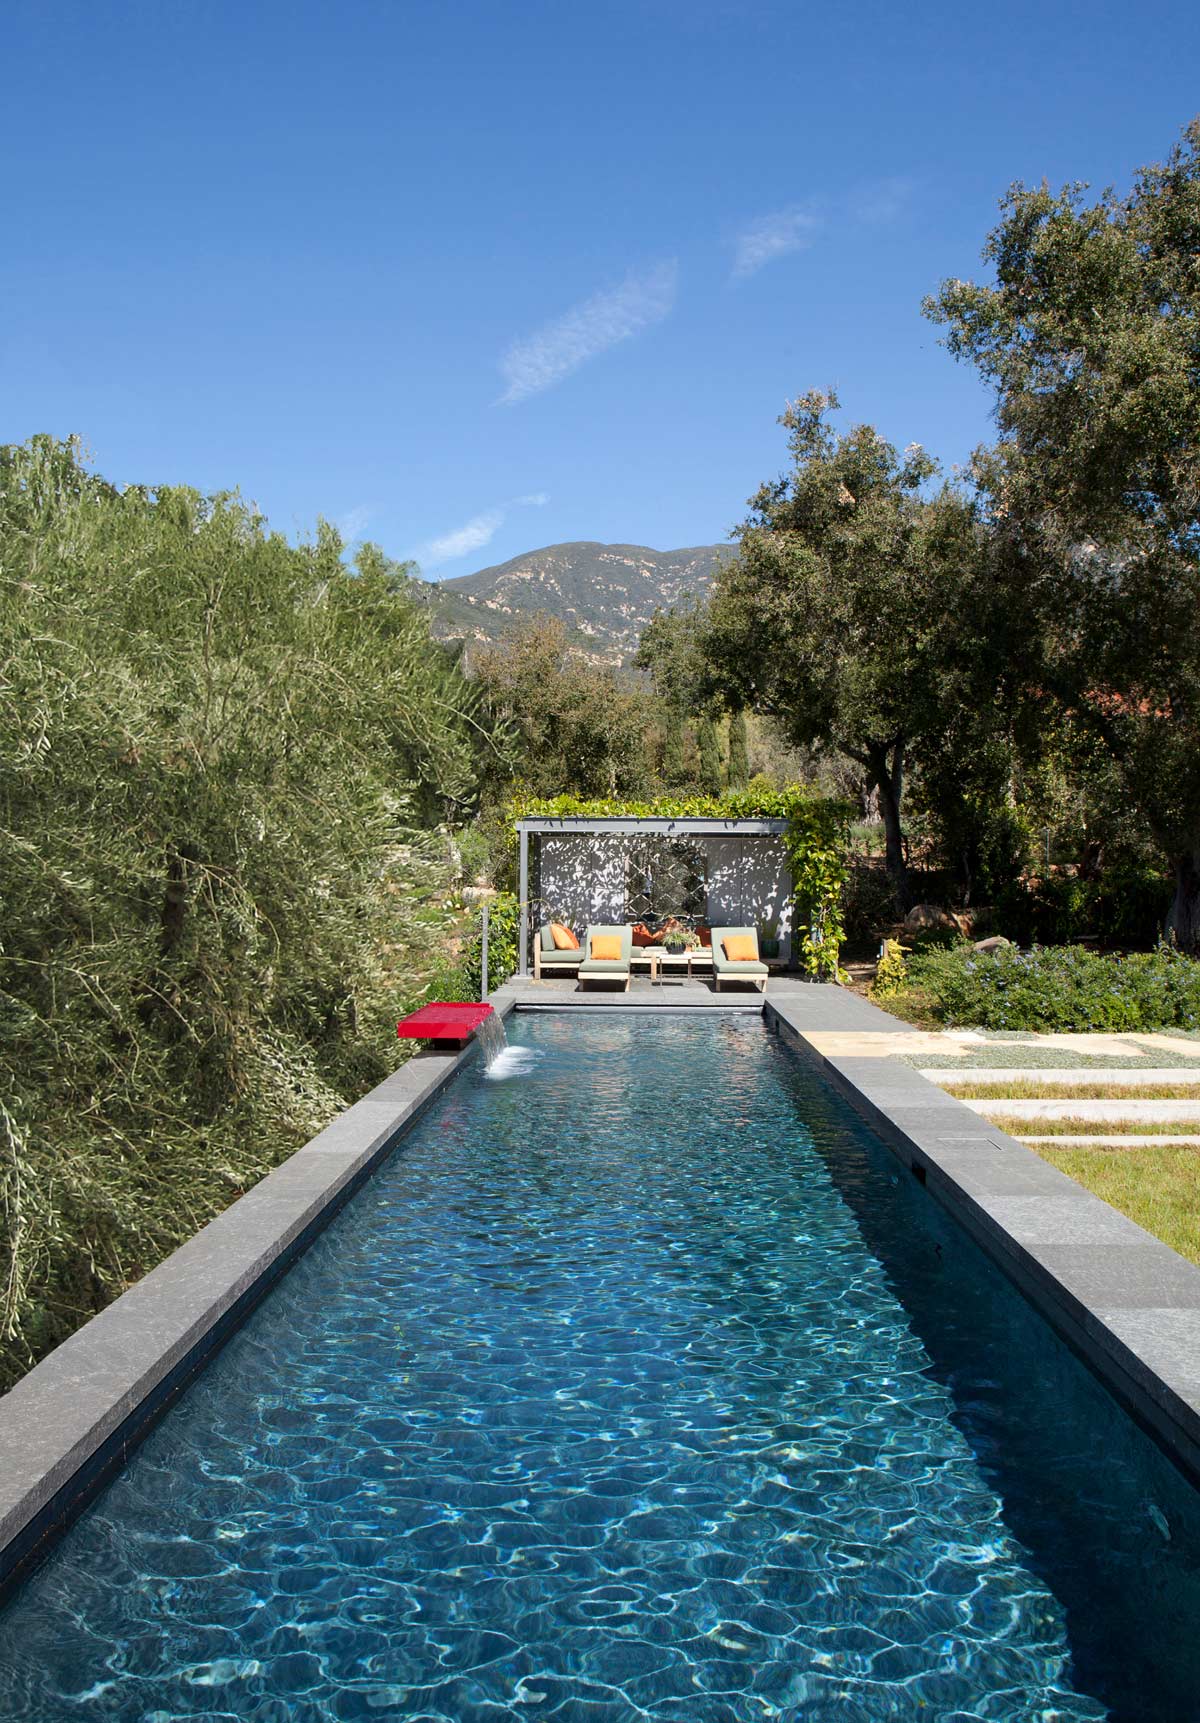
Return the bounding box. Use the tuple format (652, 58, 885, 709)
(475, 1011, 542, 1080)
(483, 1045, 543, 1080)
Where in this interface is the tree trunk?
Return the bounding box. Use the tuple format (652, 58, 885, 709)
(1166, 847, 1200, 955)
(868, 740, 910, 911)
(160, 848, 189, 956)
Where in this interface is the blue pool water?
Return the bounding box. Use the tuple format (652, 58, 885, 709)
(1, 1014, 1199, 1721)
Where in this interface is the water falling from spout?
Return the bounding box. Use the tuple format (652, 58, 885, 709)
(476, 1011, 507, 1067)
(476, 1011, 542, 1080)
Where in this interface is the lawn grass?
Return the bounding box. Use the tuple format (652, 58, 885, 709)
(990, 1113, 1200, 1137)
(1025, 1143, 1200, 1269)
(938, 1079, 1200, 1101)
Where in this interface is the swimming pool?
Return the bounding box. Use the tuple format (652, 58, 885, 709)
(0, 1013, 1197, 1719)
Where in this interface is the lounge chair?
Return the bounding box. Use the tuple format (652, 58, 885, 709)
(711, 926, 768, 993)
(532, 923, 584, 980)
(578, 924, 632, 991)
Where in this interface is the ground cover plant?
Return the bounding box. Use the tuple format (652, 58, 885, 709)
(878, 942, 1200, 1033)
(991, 1116, 1200, 1137)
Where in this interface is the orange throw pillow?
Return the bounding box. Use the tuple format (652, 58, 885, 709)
(590, 933, 622, 961)
(550, 922, 579, 950)
(723, 934, 758, 962)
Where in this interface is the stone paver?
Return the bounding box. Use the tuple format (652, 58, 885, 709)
(925, 1066, 1200, 1087)
(1130, 1033, 1200, 1056)
(961, 1098, 1200, 1122)
(804, 1030, 971, 1059)
(1014, 1033, 1159, 1055)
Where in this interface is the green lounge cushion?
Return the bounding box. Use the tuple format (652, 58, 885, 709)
(711, 926, 768, 975)
(579, 924, 632, 976)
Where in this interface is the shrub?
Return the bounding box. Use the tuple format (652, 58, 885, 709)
(841, 859, 897, 945)
(902, 942, 1200, 1032)
(462, 893, 520, 996)
(993, 862, 1171, 948)
(871, 939, 910, 998)
(424, 893, 521, 1004)
(0, 438, 498, 1388)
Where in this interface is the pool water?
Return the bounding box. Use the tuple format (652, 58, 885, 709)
(1, 1014, 1198, 1721)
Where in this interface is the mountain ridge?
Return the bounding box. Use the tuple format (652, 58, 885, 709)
(420, 539, 732, 664)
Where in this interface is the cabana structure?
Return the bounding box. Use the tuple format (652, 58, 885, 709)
(516, 814, 795, 976)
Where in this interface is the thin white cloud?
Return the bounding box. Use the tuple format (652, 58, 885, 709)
(731, 206, 821, 280)
(424, 508, 506, 565)
(498, 261, 678, 404)
(418, 491, 549, 570)
(336, 504, 372, 543)
(850, 176, 917, 224)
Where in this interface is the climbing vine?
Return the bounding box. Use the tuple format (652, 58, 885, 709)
(509, 789, 851, 979)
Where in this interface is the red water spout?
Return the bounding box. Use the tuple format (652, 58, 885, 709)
(396, 1002, 495, 1048)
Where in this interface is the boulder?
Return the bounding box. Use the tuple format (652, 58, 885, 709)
(972, 935, 1013, 955)
(901, 903, 958, 937)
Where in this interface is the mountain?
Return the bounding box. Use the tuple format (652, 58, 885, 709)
(419, 540, 733, 664)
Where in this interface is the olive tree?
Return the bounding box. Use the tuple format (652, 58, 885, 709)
(0, 435, 495, 1384)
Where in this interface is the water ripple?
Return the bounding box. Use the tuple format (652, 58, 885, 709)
(0, 1015, 1198, 1720)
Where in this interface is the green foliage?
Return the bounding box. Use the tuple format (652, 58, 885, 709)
(841, 860, 898, 947)
(511, 786, 833, 823)
(908, 922, 966, 953)
(424, 893, 521, 1002)
(659, 710, 689, 788)
(703, 391, 995, 907)
(470, 617, 657, 799)
(0, 436, 492, 1388)
(696, 716, 723, 794)
(915, 742, 1036, 905)
(994, 862, 1172, 949)
(899, 943, 1200, 1033)
(926, 118, 1200, 949)
(466, 893, 520, 995)
(871, 938, 910, 997)
(510, 788, 851, 977)
(454, 822, 493, 888)
(634, 598, 715, 714)
(727, 709, 749, 789)
(779, 794, 851, 979)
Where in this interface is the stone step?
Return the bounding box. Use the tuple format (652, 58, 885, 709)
(963, 1098, 1200, 1121)
(926, 1066, 1200, 1087)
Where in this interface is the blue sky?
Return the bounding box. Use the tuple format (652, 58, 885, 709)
(5, 0, 1199, 578)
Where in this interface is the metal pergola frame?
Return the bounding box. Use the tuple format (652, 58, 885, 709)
(516, 816, 789, 976)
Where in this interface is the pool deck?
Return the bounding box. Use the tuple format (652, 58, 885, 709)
(1, 976, 1199, 1596)
(506, 973, 911, 1029)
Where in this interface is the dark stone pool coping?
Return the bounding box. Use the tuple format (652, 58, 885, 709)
(1, 979, 1199, 1595)
(0, 988, 522, 1595)
(764, 992, 1200, 1487)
